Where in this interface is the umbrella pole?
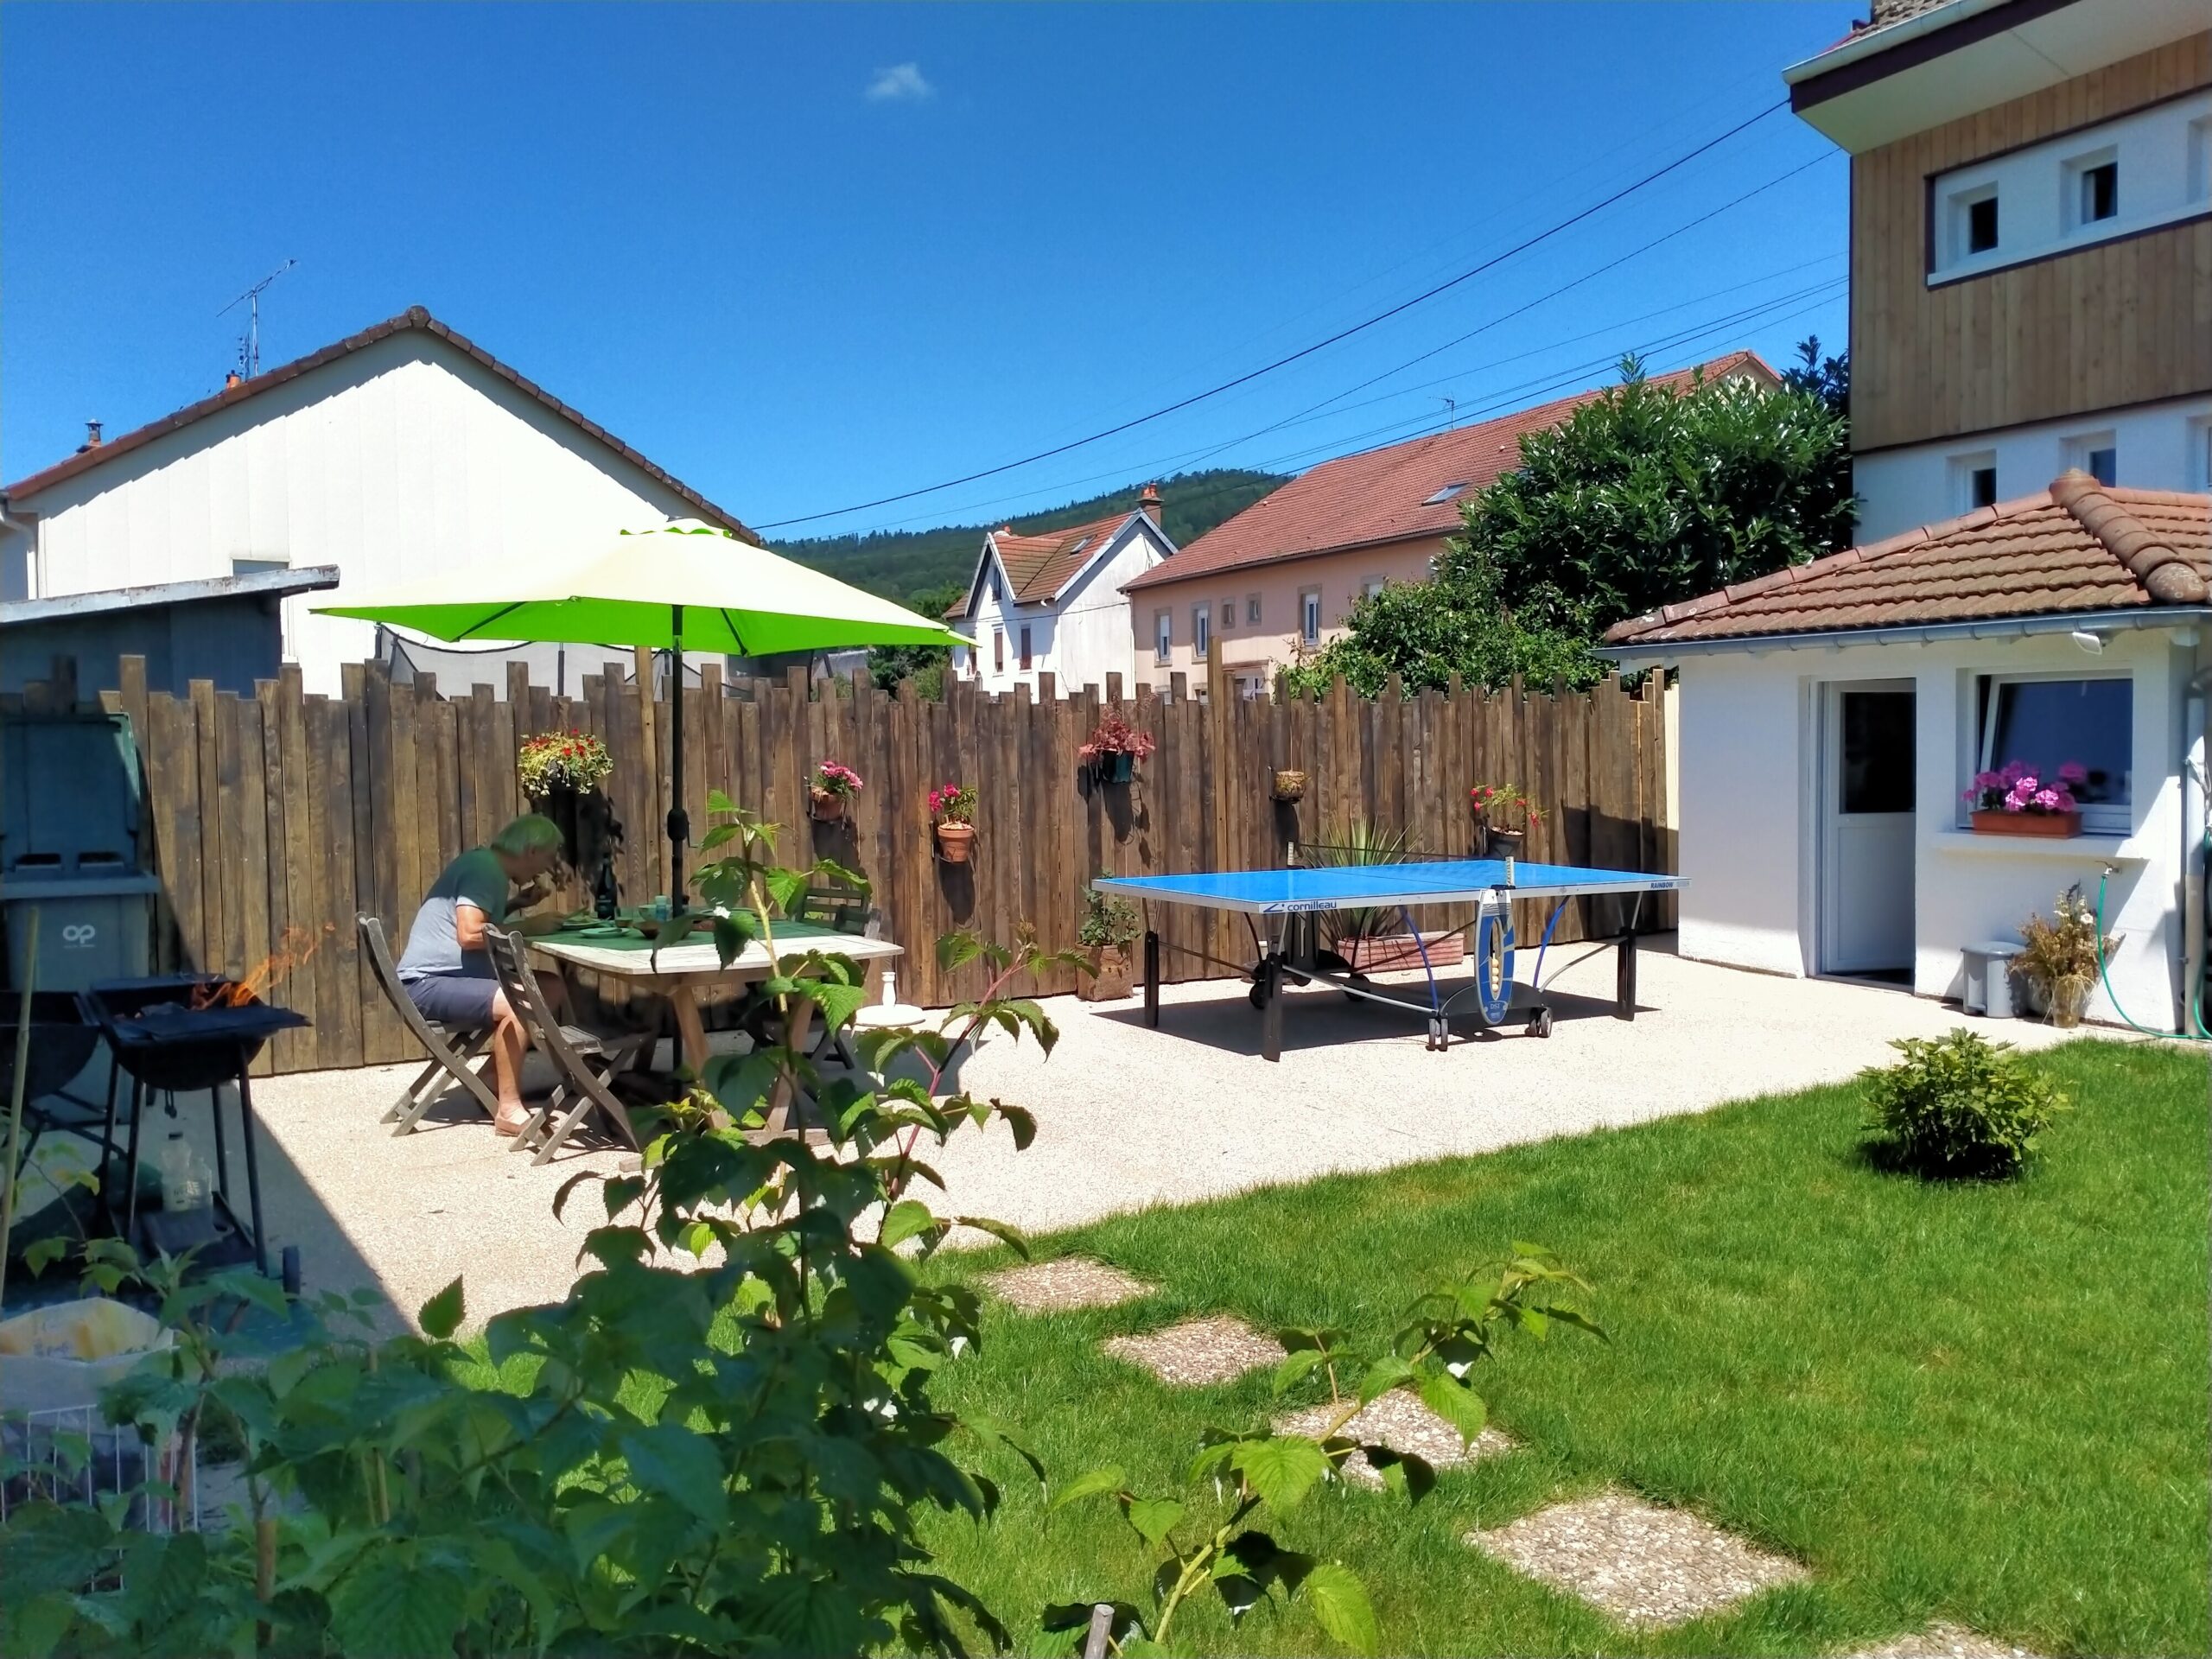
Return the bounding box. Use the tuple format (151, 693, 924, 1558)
(668, 606, 689, 909)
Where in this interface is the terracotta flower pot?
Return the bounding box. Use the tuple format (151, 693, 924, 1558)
(1080, 944, 1132, 1001)
(809, 787, 847, 822)
(936, 821, 975, 863)
(1970, 809, 2082, 838)
(1272, 769, 1306, 802)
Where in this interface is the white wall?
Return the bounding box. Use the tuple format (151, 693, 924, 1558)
(1854, 393, 2212, 543)
(1675, 626, 2209, 1032)
(10, 332, 716, 694)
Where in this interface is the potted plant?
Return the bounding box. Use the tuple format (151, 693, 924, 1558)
(808, 761, 864, 822)
(1306, 820, 1465, 973)
(2014, 883, 2114, 1027)
(929, 782, 977, 863)
(1468, 783, 1543, 859)
(1077, 713, 1155, 784)
(1077, 878, 1141, 1001)
(1271, 769, 1307, 803)
(518, 729, 615, 869)
(1963, 760, 2085, 838)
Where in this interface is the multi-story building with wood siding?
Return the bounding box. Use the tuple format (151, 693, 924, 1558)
(1784, 0, 2210, 543)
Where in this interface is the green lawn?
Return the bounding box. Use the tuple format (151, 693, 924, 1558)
(918, 1039, 2209, 1657)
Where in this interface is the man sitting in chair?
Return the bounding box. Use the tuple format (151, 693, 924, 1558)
(395, 814, 569, 1135)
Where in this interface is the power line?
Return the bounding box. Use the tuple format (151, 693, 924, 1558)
(753, 99, 1790, 531)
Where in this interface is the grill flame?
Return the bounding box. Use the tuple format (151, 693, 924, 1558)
(194, 921, 337, 1010)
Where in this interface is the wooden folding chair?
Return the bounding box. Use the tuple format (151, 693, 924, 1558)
(484, 928, 652, 1166)
(359, 914, 502, 1134)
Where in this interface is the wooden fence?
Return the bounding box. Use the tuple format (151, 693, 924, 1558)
(9, 652, 1672, 1077)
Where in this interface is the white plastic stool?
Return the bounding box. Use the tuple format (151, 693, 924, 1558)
(1962, 941, 2024, 1018)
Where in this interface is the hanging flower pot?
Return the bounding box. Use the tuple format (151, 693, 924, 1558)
(809, 761, 863, 822)
(935, 822, 976, 864)
(1484, 827, 1526, 860)
(809, 787, 847, 822)
(1077, 714, 1154, 785)
(1272, 769, 1306, 803)
(929, 781, 977, 864)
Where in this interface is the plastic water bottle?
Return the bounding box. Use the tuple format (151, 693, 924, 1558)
(156, 1129, 209, 1214)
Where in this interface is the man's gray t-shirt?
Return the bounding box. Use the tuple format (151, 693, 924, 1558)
(396, 848, 510, 981)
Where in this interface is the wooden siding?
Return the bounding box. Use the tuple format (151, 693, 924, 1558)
(5, 654, 1673, 1077)
(1850, 33, 2212, 454)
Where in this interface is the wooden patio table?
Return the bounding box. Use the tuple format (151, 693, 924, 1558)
(530, 918, 902, 1074)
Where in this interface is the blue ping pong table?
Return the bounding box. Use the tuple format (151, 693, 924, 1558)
(1093, 860, 1686, 1062)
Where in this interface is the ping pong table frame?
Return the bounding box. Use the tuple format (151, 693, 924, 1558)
(1119, 874, 1673, 1063)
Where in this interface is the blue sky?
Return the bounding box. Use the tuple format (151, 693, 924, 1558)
(2, 2, 1860, 540)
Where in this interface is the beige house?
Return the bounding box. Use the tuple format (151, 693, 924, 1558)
(1122, 353, 1777, 694)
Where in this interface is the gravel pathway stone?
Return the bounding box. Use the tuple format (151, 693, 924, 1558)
(1274, 1389, 1516, 1487)
(1843, 1623, 2044, 1658)
(1103, 1315, 1285, 1385)
(985, 1257, 1156, 1312)
(1466, 1490, 1809, 1628)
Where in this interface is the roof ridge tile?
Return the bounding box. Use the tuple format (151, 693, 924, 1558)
(2052, 469, 2209, 604)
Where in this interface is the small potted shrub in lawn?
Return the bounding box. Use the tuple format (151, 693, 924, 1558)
(1963, 759, 2085, 837)
(1077, 712, 1155, 784)
(2015, 882, 2114, 1027)
(1861, 1027, 2069, 1179)
(1077, 879, 1141, 1001)
(1468, 782, 1542, 859)
(930, 781, 977, 863)
(808, 760, 863, 822)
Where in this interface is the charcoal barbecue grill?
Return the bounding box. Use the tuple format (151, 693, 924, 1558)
(83, 976, 308, 1286)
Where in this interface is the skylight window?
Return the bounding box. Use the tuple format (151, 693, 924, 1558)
(1422, 481, 1471, 505)
(1065, 536, 1090, 556)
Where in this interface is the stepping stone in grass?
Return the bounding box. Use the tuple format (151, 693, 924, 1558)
(1274, 1389, 1516, 1488)
(1844, 1624, 2044, 1659)
(1465, 1490, 1809, 1629)
(1103, 1316, 1285, 1386)
(986, 1257, 1157, 1313)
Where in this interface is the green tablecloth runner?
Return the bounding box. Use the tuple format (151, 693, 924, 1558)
(541, 918, 851, 955)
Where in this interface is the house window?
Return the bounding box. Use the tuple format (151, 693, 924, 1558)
(1154, 609, 1172, 665)
(1192, 605, 1210, 662)
(2065, 431, 2118, 486)
(1421, 481, 1470, 505)
(1975, 674, 2132, 832)
(1949, 451, 1998, 512)
(1221, 601, 1235, 632)
(1018, 624, 1033, 671)
(993, 628, 1004, 673)
(1959, 188, 1999, 257)
(232, 556, 289, 577)
(989, 568, 1003, 603)
(2193, 417, 2212, 491)
(1362, 575, 1387, 600)
(2074, 156, 2119, 226)
(1300, 588, 1321, 645)
(1246, 594, 1262, 625)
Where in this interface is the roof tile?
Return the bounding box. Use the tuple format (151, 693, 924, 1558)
(1124, 353, 1777, 591)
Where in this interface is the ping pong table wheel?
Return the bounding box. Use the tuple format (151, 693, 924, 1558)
(1526, 1007, 1554, 1039)
(1249, 982, 1267, 1009)
(1426, 1017, 1448, 1051)
(282, 1245, 303, 1297)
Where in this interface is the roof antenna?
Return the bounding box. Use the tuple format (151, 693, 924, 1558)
(219, 258, 298, 381)
(1438, 396, 1458, 430)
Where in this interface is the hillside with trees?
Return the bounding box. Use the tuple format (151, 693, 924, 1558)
(772, 467, 1286, 607)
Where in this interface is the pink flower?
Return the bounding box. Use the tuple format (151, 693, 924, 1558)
(2056, 760, 2088, 785)
(2032, 787, 2063, 810)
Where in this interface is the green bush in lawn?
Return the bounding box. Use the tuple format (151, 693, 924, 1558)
(1862, 1028, 2069, 1179)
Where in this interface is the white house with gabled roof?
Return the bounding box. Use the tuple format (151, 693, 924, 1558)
(945, 485, 1176, 696)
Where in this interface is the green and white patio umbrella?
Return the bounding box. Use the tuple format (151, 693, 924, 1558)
(317, 520, 968, 905)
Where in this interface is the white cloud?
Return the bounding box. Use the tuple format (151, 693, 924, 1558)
(865, 62, 933, 103)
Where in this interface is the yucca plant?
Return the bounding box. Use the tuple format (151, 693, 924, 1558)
(1303, 819, 1411, 950)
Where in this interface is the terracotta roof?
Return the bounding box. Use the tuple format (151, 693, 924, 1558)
(3, 305, 760, 542)
(1605, 474, 2212, 648)
(944, 509, 1147, 620)
(1123, 353, 1777, 593)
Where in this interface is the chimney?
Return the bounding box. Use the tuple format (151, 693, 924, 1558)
(225, 370, 244, 390)
(1139, 481, 1162, 525)
(78, 420, 103, 453)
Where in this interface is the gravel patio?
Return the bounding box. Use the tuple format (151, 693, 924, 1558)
(228, 938, 2093, 1327)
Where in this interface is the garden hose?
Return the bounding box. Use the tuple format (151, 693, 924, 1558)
(2092, 856, 2212, 1042)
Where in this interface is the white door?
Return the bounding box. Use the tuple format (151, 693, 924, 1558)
(1819, 681, 1916, 976)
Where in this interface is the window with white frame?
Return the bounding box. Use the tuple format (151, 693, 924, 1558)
(1929, 88, 2212, 284)
(2064, 430, 2118, 486)
(1974, 672, 2132, 832)
(1362, 575, 1387, 599)
(1154, 609, 1171, 664)
(993, 628, 1005, 673)
(1300, 587, 1321, 645)
(1246, 593, 1262, 625)
(1192, 604, 1210, 661)
(1949, 450, 1998, 512)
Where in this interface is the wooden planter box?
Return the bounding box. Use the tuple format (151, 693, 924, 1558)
(1344, 931, 1466, 975)
(1078, 944, 1133, 1001)
(1969, 809, 2082, 839)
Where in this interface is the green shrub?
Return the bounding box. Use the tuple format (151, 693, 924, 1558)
(1862, 1028, 2069, 1179)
